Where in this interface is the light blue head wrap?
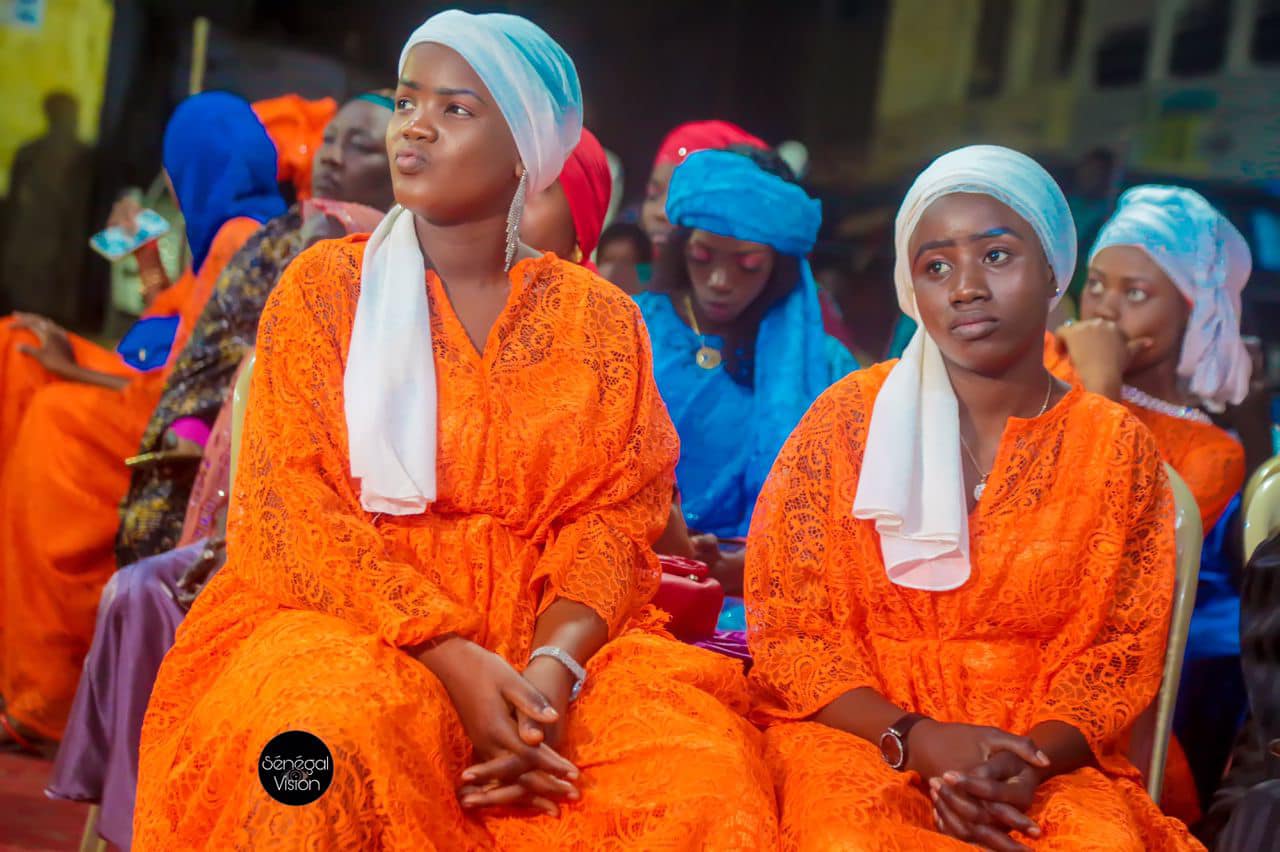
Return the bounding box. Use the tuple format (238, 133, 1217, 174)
(662, 148, 850, 505)
(1090, 184, 1252, 408)
(399, 9, 582, 193)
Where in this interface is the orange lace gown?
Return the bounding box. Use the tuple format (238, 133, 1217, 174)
(746, 361, 1203, 851)
(132, 238, 778, 850)
(0, 218, 259, 740)
(1044, 333, 1242, 824)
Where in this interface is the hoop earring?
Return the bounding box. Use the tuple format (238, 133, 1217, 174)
(504, 168, 529, 272)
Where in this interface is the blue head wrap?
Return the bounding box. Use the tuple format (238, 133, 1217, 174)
(659, 148, 852, 518)
(162, 92, 286, 273)
(665, 149, 820, 256)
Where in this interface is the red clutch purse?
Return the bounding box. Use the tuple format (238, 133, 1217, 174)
(654, 554, 724, 641)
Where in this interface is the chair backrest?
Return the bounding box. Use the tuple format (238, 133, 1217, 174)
(1244, 454, 1280, 517)
(1148, 464, 1202, 802)
(1244, 467, 1280, 565)
(229, 352, 256, 494)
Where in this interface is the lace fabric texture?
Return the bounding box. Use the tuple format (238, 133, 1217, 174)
(1045, 332, 1244, 530)
(134, 238, 778, 849)
(745, 361, 1201, 849)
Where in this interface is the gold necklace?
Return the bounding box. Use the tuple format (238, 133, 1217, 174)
(683, 293, 722, 370)
(958, 376, 1055, 501)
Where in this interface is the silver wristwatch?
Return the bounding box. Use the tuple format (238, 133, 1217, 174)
(529, 646, 587, 700)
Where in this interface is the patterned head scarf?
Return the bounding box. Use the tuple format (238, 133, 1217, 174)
(1090, 185, 1252, 410)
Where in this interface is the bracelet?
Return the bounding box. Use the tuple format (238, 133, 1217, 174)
(529, 646, 587, 701)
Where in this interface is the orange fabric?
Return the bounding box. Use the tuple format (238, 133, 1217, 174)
(746, 361, 1201, 849)
(1044, 333, 1244, 530)
(132, 239, 778, 849)
(0, 218, 259, 740)
(252, 95, 338, 201)
(1045, 334, 1216, 826)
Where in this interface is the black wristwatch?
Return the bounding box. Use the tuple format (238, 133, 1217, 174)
(879, 712, 928, 771)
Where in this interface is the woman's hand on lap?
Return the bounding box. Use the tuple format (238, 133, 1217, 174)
(13, 313, 78, 378)
(417, 638, 578, 789)
(454, 656, 582, 816)
(908, 719, 1048, 783)
(931, 750, 1043, 851)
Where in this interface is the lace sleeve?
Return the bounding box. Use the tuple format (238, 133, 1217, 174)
(745, 380, 884, 722)
(532, 298, 677, 634)
(1031, 422, 1175, 748)
(1177, 433, 1245, 531)
(227, 242, 481, 648)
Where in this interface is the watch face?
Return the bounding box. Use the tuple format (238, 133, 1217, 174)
(879, 731, 904, 768)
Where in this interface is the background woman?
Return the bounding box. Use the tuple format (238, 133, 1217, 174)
(133, 12, 776, 848)
(747, 145, 1199, 850)
(0, 92, 283, 754)
(1049, 185, 1254, 820)
(49, 93, 397, 849)
(636, 146, 855, 602)
(640, 119, 766, 253)
(520, 126, 612, 267)
(114, 92, 396, 568)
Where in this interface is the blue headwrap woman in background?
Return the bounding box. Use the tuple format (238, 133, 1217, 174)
(636, 146, 856, 612)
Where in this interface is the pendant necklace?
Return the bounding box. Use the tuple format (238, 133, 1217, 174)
(683, 293, 722, 370)
(959, 376, 1055, 502)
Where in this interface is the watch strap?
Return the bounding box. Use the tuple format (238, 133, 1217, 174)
(885, 712, 927, 771)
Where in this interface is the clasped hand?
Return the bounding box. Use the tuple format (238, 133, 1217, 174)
(424, 640, 580, 817)
(910, 721, 1051, 851)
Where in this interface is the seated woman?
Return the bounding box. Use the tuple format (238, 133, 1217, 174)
(520, 127, 612, 267)
(747, 145, 1200, 850)
(0, 92, 284, 754)
(133, 11, 777, 848)
(114, 92, 396, 568)
(53, 113, 615, 851)
(1049, 185, 1250, 532)
(635, 147, 856, 605)
(1048, 186, 1253, 819)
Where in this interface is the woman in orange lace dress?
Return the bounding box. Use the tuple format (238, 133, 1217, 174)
(1048, 185, 1250, 532)
(0, 92, 283, 753)
(1046, 186, 1254, 823)
(133, 12, 776, 849)
(747, 146, 1200, 850)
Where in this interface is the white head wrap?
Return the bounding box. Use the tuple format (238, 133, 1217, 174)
(1090, 185, 1252, 411)
(852, 145, 1076, 591)
(344, 10, 583, 515)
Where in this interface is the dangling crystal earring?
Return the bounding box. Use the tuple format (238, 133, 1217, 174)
(504, 168, 529, 272)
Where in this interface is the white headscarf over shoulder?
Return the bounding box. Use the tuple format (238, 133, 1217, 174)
(344, 10, 583, 515)
(1090, 184, 1252, 411)
(852, 145, 1076, 592)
